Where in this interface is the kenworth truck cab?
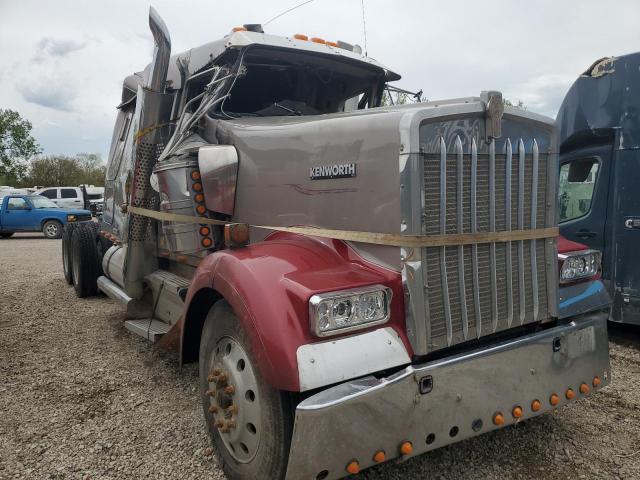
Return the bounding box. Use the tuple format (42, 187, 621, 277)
(63, 8, 611, 479)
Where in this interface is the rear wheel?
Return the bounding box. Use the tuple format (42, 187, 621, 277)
(200, 301, 293, 480)
(0, 232, 14, 238)
(62, 223, 79, 284)
(43, 220, 63, 239)
(71, 224, 100, 297)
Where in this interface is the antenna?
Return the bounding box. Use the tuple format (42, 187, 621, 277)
(264, 0, 316, 27)
(361, 0, 368, 56)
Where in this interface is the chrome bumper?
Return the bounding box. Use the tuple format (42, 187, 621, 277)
(285, 312, 610, 480)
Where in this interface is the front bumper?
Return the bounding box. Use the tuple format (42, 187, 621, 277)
(286, 312, 610, 480)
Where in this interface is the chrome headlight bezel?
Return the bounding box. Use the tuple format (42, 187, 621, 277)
(309, 284, 392, 337)
(67, 214, 77, 222)
(558, 249, 601, 284)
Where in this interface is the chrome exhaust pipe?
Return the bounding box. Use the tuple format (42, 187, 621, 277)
(147, 6, 171, 93)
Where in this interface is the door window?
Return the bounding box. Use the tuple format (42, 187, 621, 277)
(559, 158, 600, 222)
(61, 188, 78, 199)
(39, 189, 57, 199)
(7, 198, 28, 210)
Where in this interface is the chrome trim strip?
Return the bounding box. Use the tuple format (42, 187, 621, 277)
(489, 139, 498, 332)
(439, 137, 453, 346)
(504, 139, 514, 327)
(517, 139, 526, 325)
(455, 136, 468, 340)
(471, 138, 482, 337)
(531, 140, 539, 321)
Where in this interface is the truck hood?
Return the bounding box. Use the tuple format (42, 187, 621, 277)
(38, 207, 92, 216)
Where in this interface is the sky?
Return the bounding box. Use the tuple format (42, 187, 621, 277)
(1, 0, 639, 162)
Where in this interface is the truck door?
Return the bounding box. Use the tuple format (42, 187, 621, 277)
(60, 188, 83, 209)
(559, 145, 612, 254)
(610, 148, 640, 322)
(2, 197, 32, 230)
(39, 188, 59, 205)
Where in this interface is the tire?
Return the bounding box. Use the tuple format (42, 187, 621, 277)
(42, 220, 63, 239)
(71, 224, 100, 297)
(62, 223, 79, 285)
(199, 301, 293, 480)
(0, 232, 14, 238)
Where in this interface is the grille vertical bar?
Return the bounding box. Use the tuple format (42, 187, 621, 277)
(470, 138, 482, 338)
(439, 138, 453, 346)
(531, 140, 539, 321)
(489, 139, 498, 332)
(455, 136, 469, 340)
(517, 139, 526, 325)
(504, 139, 514, 328)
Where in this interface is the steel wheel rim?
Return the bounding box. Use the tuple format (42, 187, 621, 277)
(207, 335, 262, 463)
(46, 223, 58, 237)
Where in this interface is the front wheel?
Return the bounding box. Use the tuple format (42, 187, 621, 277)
(42, 220, 63, 239)
(199, 301, 293, 480)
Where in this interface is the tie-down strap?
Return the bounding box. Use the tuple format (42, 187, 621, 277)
(125, 205, 558, 248)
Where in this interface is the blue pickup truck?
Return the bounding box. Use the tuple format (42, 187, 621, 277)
(0, 194, 92, 239)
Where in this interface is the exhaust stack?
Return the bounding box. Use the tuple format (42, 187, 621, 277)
(147, 6, 171, 93)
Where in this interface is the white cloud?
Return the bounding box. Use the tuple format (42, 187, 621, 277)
(0, 0, 639, 160)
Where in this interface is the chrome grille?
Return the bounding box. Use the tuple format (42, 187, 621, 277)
(422, 136, 550, 350)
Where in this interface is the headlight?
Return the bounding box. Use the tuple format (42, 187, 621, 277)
(309, 285, 392, 337)
(559, 250, 601, 283)
(67, 214, 77, 222)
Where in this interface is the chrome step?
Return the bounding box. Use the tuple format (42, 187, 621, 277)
(144, 270, 191, 325)
(124, 319, 171, 343)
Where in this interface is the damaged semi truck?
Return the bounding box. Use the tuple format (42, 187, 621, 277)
(63, 7, 611, 480)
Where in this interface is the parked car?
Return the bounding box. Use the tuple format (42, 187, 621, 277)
(0, 194, 92, 239)
(84, 185, 105, 215)
(34, 186, 89, 210)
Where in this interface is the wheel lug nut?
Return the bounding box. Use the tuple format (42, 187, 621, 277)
(208, 405, 218, 413)
(224, 385, 235, 395)
(226, 405, 238, 414)
(214, 420, 224, 428)
(213, 368, 221, 376)
(217, 373, 228, 384)
(205, 389, 215, 397)
(226, 420, 236, 429)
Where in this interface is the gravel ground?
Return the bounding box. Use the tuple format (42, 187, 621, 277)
(1, 233, 639, 480)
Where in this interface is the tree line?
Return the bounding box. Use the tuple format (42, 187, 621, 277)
(0, 109, 106, 188)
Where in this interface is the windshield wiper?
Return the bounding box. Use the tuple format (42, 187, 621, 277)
(273, 102, 302, 116)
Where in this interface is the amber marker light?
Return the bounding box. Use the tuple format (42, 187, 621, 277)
(192, 182, 203, 192)
(293, 33, 308, 41)
(194, 193, 204, 203)
(326, 41, 338, 47)
(549, 393, 560, 406)
(224, 223, 250, 248)
(593, 376, 602, 387)
(196, 205, 207, 215)
(579, 383, 590, 394)
(400, 441, 413, 456)
(190, 171, 201, 180)
(531, 399, 542, 412)
(202, 237, 213, 248)
(565, 388, 575, 400)
(232, 26, 247, 32)
(311, 37, 326, 44)
(199, 226, 211, 236)
(492, 412, 505, 426)
(346, 460, 360, 475)
(512, 406, 523, 419)
(373, 450, 386, 463)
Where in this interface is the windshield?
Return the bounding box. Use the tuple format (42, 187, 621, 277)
(87, 194, 103, 200)
(29, 195, 59, 208)
(214, 47, 385, 117)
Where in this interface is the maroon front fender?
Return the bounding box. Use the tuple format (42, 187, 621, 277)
(180, 232, 409, 392)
